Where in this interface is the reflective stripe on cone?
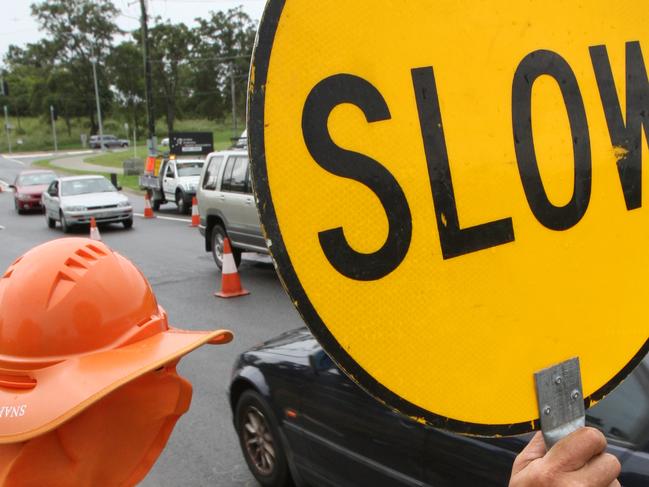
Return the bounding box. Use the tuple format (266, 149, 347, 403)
(144, 193, 155, 219)
(215, 238, 249, 298)
(89, 217, 101, 241)
(190, 197, 199, 227)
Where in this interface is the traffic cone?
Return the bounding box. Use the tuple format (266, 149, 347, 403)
(144, 193, 155, 219)
(89, 217, 101, 241)
(215, 238, 249, 298)
(189, 197, 200, 227)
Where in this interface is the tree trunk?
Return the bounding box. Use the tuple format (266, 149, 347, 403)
(64, 116, 72, 137)
(166, 102, 175, 134)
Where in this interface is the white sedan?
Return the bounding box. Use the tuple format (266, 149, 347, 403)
(43, 175, 133, 232)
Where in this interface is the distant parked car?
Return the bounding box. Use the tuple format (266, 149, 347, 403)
(42, 175, 133, 232)
(89, 134, 129, 149)
(230, 327, 649, 487)
(160, 137, 169, 147)
(9, 169, 57, 214)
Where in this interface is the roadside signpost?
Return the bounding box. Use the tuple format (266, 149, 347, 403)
(248, 1, 649, 437)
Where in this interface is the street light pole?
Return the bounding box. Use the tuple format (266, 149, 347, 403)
(230, 62, 237, 139)
(140, 0, 157, 158)
(90, 57, 104, 151)
(3, 105, 11, 154)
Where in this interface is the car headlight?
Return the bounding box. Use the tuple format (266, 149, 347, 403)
(117, 201, 130, 208)
(64, 205, 86, 212)
(17, 194, 31, 201)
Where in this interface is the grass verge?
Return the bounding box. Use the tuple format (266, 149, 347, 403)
(34, 157, 142, 193)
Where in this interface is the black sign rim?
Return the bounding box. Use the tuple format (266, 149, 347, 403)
(247, 0, 649, 435)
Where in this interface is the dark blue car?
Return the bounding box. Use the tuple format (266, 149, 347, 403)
(229, 327, 649, 486)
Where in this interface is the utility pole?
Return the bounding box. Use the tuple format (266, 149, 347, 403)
(50, 105, 58, 153)
(230, 62, 237, 139)
(3, 105, 11, 154)
(140, 0, 157, 158)
(90, 57, 105, 151)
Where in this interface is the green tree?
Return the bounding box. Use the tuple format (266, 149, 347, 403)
(30, 0, 119, 134)
(107, 41, 145, 135)
(2, 42, 57, 130)
(192, 8, 256, 123)
(149, 21, 195, 134)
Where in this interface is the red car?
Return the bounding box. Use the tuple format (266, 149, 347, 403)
(10, 170, 57, 214)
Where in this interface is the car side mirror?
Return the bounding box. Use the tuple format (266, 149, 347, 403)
(8, 185, 16, 191)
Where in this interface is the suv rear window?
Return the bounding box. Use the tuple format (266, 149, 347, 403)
(221, 156, 250, 193)
(203, 156, 224, 190)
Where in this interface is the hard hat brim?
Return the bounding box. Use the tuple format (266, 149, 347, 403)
(0, 328, 233, 444)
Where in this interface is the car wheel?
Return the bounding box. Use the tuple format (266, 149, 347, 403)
(235, 390, 292, 487)
(123, 217, 133, 229)
(46, 213, 56, 229)
(60, 211, 71, 233)
(14, 199, 23, 215)
(175, 190, 189, 214)
(122, 143, 128, 148)
(211, 224, 242, 270)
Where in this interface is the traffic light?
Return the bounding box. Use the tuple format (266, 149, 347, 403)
(50, 105, 58, 121)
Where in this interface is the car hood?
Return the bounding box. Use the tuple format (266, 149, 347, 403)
(248, 327, 320, 358)
(60, 192, 129, 207)
(177, 176, 200, 185)
(16, 185, 49, 195)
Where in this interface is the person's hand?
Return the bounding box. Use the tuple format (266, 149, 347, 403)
(509, 427, 621, 487)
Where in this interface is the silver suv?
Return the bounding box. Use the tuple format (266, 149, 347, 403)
(196, 150, 267, 269)
(89, 134, 129, 149)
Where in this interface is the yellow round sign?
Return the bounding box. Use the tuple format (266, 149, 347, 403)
(248, 0, 649, 435)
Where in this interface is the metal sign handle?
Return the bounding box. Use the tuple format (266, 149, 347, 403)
(534, 357, 585, 448)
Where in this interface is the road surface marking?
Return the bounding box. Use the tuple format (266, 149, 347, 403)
(5, 153, 53, 159)
(134, 213, 191, 223)
(0, 156, 25, 166)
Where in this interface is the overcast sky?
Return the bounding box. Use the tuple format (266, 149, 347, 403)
(0, 0, 266, 59)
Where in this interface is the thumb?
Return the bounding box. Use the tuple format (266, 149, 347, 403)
(510, 432, 547, 476)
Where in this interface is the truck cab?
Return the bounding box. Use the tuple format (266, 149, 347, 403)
(160, 157, 204, 213)
(139, 132, 213, 214)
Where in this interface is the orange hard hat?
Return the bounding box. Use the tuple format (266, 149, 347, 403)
(0, 237, 232, 444)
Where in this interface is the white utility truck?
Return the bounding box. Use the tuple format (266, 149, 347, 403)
(139, 132, 213, 213)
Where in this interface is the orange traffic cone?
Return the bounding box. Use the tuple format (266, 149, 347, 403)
(215, 238, 249, 298)
(144, 193, 155, 219)
(189, 197, 200, 227)
(89, 217, 101, 241)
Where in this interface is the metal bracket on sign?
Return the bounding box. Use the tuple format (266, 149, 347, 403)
(534, 357, 585, 449)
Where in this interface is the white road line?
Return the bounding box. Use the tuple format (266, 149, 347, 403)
(0, 179, 8, 190)
(0, 225, 5, 231)
(134, 213, 191, 223)
(6, 153, 53, 159)
(66, 150, 93, 155)
(0, 156, 25, 166)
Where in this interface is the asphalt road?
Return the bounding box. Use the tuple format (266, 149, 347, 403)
(0, 153, 306, 486)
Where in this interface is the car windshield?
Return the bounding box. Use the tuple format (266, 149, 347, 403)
(176, 162, 203, 177)
(17, 173, 56, 186)
(61, 178, 115, 196)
